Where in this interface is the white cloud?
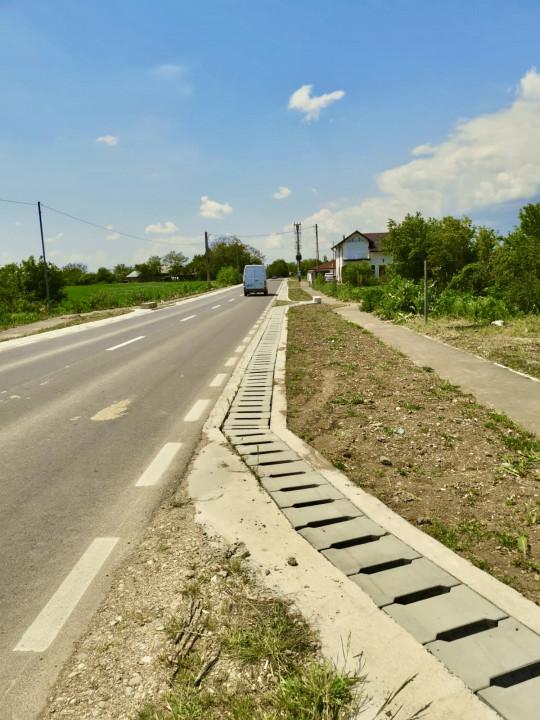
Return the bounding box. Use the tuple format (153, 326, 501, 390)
(199, 196, 233, 219)
(14, 221, 21, 226)
(145, 221, 179, 235)
(273, 186, 291, 200)
(288, 84, 345, 122)
(105, 224, 119, 240)
(45, 232, 64, 244)
(151, 64, 185, 78)
(311, 188, 317, 194)
(96, 135, 118, 146)
(301, 68, 540, 236)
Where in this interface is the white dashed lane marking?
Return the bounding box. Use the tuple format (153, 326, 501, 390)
(235, 345, 246, 353)
(224, 357, 237, 367)
(209, 374, 227, 387)
(180, 315, 197, 322)
(184, 399, 210, 422)
(106, 336, 145, 351)
(14, 537, 119, 653)
(136, 443, 183, 487)
(211, 305, 221, 309)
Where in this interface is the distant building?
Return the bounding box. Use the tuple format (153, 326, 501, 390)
(331, 231, 391, 282)
(125, 270, 141, 282)
(306, 260, 335, 285)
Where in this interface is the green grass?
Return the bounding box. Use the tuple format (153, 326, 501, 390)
(0, 281, 221, 330)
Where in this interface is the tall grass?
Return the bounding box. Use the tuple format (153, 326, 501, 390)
(314, 276, 518, 323)
(0, 281, 219, 330)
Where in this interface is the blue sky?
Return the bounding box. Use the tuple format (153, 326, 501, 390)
(2, 0, 540, 271)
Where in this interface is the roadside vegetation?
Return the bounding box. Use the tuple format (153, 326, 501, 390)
(286, 304, 540, 603)
(313, 201, 540, 379)
(44, 488, 425, 720)
(0, 236, 260, 330)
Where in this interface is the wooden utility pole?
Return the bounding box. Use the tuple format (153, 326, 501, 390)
(37, 201, 51, 312)
(205, 232, 211, 291)
(294, 222, 302, 281)
(315, 223, 320, 269)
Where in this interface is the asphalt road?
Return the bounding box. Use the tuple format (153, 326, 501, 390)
(0, 281, 279, 720)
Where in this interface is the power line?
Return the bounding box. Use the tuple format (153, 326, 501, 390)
(0, 197, 35, 206)
(209, 225, 316, 240)
(40, 203, 199, 247)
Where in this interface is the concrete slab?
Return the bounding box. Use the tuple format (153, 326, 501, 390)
(386, 585, 507, 646)
(478, 676, 540, 720)
(270, 484, 346, 508)
(244, 450, 301, 467)
(236, 441, 291, 456)
(281, 498, 363, 530)
(227, 411, 272, 420)
(298, 516, 383, 551)
(260, 472, 330, 493)
(427, 618, 540, 692)
(323, 534, 420, 576)
(350, 557, 461, 608)
(255, 459, 315, 478)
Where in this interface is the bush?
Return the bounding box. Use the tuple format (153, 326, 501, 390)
(216, 266, 242, 286)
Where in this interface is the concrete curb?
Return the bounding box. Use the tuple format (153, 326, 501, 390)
(188, 285, 502, 719)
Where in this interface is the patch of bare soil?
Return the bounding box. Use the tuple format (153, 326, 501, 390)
(286, 304, 540, 605)
(402, 315, 540, 380)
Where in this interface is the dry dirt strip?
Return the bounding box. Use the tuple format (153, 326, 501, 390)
(193, 299, 540, 720)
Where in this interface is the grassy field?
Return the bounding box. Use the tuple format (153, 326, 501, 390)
(0, 281, 221, 330)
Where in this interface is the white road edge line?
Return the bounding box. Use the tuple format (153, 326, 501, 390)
(180, 315, 197, 322)
(224, 357, 237, 367)
(235, 345, 246, 353)
(228, 298, 235, 302)
(184, 399, 210, 422)
(136, 443, 183, 487)
(211, 305, 221, 309)
(106, 336, 145, 351)
(14, 537, 119, 653)
(209, 373, 227, 387)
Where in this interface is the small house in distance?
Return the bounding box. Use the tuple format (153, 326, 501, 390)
(306, 260, 335, 285)
(332, 231, 391, 282)
(125, 270, 141, 283)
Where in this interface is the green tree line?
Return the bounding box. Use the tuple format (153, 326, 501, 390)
(0, 236, 265, 314)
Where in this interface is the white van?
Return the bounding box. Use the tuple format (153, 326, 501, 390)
(243, 265, 268, 296)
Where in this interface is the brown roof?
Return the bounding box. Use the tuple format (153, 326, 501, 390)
(307, 260, 335, 272)
(331, 230, 388, 252)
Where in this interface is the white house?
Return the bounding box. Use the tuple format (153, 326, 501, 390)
(331, 231, 392, 282)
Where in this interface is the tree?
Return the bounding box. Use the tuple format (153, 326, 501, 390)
(206, 237, 264, 279)
(20, 256, 66, 305)
(135, 255, 163, 282)
(494, 203, 540, 312)
(96, 267, 114, 283)
(384, 212, 430, 281)
(62, 263, 88, 286)
(267, 259, 289, 277)
(385, 213, 476, 287)
(161, 251, 188, 279)
(113, 264, 133, 283)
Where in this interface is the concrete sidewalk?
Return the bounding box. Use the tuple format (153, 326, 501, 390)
(304, 284, 539, 437)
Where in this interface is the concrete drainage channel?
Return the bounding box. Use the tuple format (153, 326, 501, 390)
(223, 305, 540, 720)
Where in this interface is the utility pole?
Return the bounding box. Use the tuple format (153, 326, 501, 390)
(315, 223, 320, 269)
(205, 231, 211, 291)
(294, 222, 302, 281)
(424, 260, 428, 324)
(37, 201, 51, 312)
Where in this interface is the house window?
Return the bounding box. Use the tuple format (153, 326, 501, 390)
(371, 265, 375, 273)
(379, 265, 386, 276)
